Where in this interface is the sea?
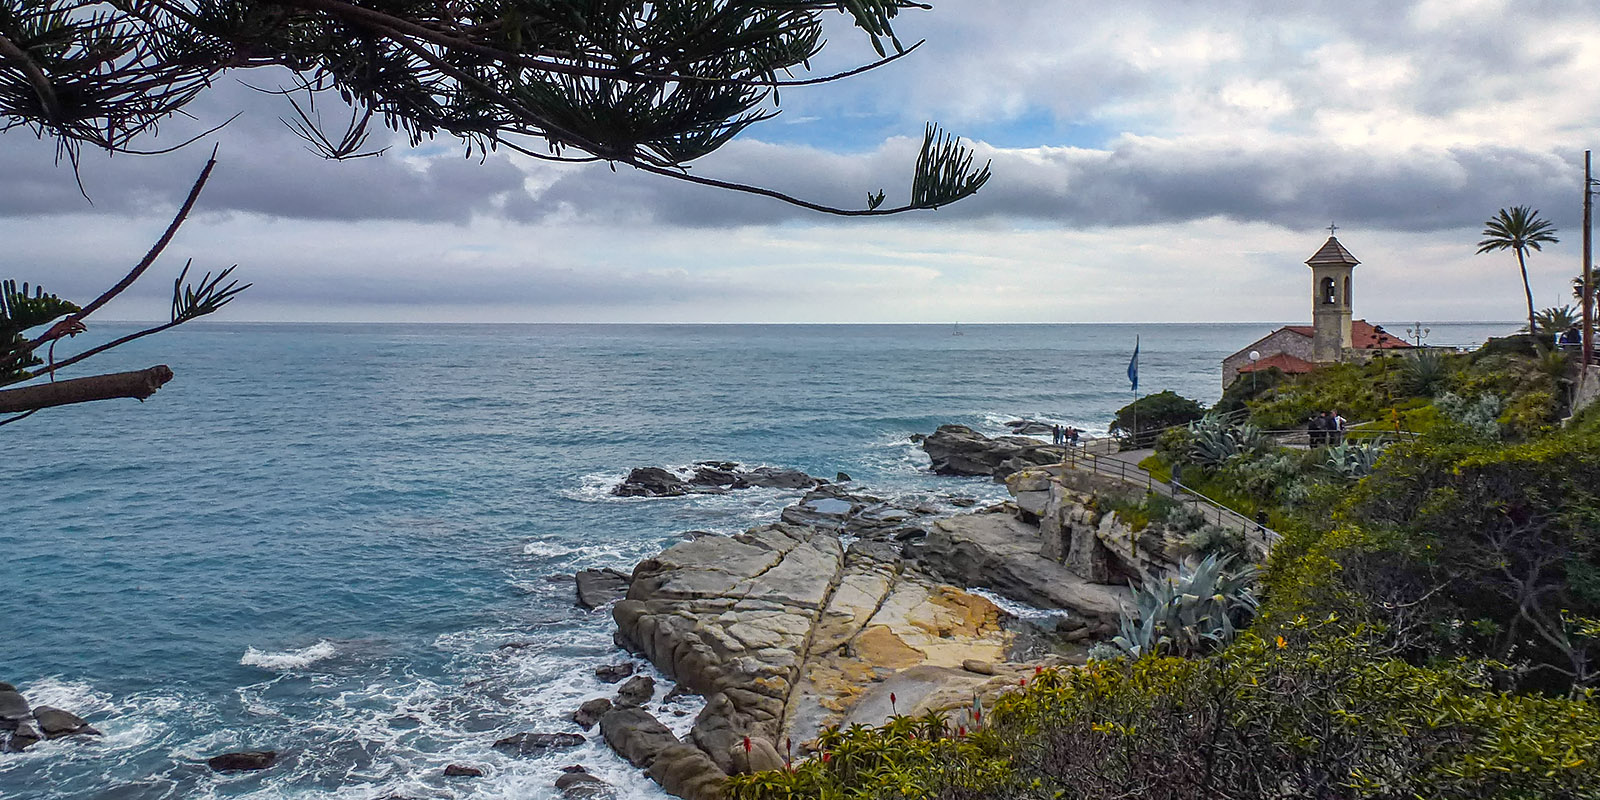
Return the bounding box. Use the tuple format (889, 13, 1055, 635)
(1, 321, 1511, 800)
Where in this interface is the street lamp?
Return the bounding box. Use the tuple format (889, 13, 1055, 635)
(1405, 322, 1430, 348)
(1248, 350, 1261, 392)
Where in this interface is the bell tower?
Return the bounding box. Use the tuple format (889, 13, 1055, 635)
(1306, 225, 1359, 363)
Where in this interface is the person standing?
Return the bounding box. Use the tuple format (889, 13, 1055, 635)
(1332, 410, 1347, 445)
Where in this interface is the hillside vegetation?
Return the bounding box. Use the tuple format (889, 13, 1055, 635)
(730, 344, 1600, 800)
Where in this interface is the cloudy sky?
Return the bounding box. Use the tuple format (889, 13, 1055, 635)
(6, 0, 1599, 323)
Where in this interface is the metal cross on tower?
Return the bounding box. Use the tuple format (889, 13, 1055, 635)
(1327, 221, 1339, 236)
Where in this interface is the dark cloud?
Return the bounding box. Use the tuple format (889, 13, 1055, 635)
(519, 136, 1576, 233)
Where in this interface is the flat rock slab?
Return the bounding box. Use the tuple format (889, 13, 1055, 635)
(912, 513, 1130, 621)
(576, 569, 631, 610)
(493, 732, 585, 755)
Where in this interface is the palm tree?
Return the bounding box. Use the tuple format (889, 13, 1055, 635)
(1528, 305, 1580, 336)
(1478, 206, 1560, 350)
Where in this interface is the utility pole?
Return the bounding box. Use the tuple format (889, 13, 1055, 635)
(1585, 150, 1595, 376)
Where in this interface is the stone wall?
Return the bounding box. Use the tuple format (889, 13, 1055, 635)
(1221, 328, 1315, 387)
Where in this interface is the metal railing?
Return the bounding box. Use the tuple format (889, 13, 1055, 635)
(1056, 448, 1280, 559)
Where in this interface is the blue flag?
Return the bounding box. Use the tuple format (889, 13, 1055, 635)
(1127, 336, 1139, 393)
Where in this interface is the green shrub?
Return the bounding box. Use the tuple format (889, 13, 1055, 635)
(730, 628, 1600, 800)
(1110, 390, 1205, 447)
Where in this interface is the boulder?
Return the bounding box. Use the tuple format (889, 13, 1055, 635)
(207, 751, 277, 772)
(555, 769, 612, 798)
(594, 663, 635, 683)
(961, 659, 996, 675)
(835, 472, 851, 483)
(613, 467, 688, 498)
(726, 736, 786, 774)
(0, 690, 29, 728)
(8, 719, 43, 751)
(492, 732, 585, 755)
(34, 705, 98, 739)
(615, 675, 655, 707)
(576, 568, 631, 610)
(599, 706, 679, 768)
(921, 424, 1064, 480)
(572, 698, 613, 730)
(648, 743, 729, 800)
(443, 764, 484, 777)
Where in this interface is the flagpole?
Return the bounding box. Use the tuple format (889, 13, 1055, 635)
(1129, 335, 1140, 447)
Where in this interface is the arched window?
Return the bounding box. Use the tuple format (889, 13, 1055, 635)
(1321, 277, 1337, 304)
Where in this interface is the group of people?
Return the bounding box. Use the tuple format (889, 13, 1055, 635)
(1308, 410, 1347, 446)
(1051, 424, 1080, 446)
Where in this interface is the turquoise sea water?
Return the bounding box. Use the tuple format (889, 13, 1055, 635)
(1, 321, 1511, 799)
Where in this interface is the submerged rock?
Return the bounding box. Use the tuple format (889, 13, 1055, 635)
(443, 764, 484, 777)
(493, 732, 585, 755)
(207, 751, 277, 772)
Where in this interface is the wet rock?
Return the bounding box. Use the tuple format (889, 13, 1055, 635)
(8, 719, 43, 751)
(921, 424, 1064, 480)
(949, 496, 978, 507)
(498, 640, 537, 650)
(207, 751, 277, 772)
(594, 663, 635, 683)
(576, 568, 631, 610)
(835, 472, 851, 483)
(613, 467, 688, 498)
(0, 690, 29, 728)
(34, 706, 98, 739)
(555, 769, 612, 798)
(732, 467, 824, 490)
(663, 684, 692, 702)
(0, 682, 14, 692)
(690, 465, 740, 487)
(493, 732, 585, 755)
(599, 707, 679, 767)
(573, 698, 612, 730)
(961, 659, 996, 675)
(443, 764, 484, 777)
(615, 675, 655, 707)
(648, 743, 728, 800)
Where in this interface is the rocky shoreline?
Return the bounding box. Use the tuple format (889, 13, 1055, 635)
(565, 425, 1184, 800)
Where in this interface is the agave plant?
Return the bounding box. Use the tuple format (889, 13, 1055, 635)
(1395, 349, 1449, 397)
(1100, 553, 1260, 660)
(1323, 442, 1386, 480)
(1183, 414, 1267, 468)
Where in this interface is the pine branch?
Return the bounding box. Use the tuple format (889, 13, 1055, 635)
(0, 365, 173, 413)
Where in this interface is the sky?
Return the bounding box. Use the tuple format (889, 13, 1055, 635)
(6, 0, 1599, 324)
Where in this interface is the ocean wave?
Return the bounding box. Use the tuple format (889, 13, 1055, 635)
(240, 640, 338, 671)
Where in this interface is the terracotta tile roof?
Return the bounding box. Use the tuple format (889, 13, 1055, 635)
(1238, 353, 1318, 374)
(1305, 236, 1361, 266)
(1352, 320, 1411, 349)
(1273, 320, 1409, 350)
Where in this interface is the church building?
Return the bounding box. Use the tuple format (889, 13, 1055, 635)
(1221, 232, 1411, 388)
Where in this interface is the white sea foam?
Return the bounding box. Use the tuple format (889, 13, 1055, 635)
(967, 588, 1071, 623)
(521, 540, 575, 558)
(239, 640, 338, 671)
